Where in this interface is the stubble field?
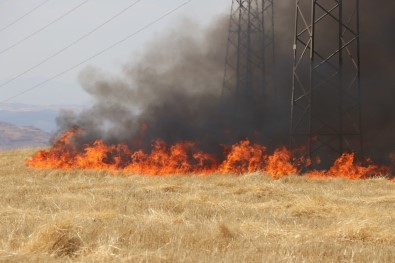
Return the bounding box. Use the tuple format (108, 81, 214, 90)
(0, 149, 394, 262)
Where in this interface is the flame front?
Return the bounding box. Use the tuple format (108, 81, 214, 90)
(306, 153, 390, 179)
(27, 129, 393, 180)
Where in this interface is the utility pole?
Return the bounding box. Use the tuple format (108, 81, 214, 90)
(290, 0, 362, 166)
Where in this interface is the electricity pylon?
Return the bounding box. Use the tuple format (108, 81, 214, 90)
(290, 0, 362, 165)
(222, 0, 275, 110)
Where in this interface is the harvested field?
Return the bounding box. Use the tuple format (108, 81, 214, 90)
(0, 149, 394, 262)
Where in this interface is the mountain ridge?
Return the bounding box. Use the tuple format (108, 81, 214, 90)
(0, 121, 50, 150)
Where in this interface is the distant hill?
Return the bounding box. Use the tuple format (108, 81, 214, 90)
(0, 110, 58, 133)
(0, 122, 50, 150)
(0, 103, 86, 132)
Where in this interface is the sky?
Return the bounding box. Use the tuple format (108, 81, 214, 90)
(0, 0, 231, 106)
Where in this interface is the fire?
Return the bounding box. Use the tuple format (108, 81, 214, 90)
(26, 128, 81, 169)
(27, 129, 393, 181)
(124, 140, 218, 175)
(218, 140, 266, 174)
(265, 147, 299, 179)
(307, 153, 390, 179)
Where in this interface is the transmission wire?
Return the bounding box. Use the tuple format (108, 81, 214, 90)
(1, 0, 194, 103)
(0, 0, 144, 90)
(0, 0, 52, 33)
(0, 0, 90, 56)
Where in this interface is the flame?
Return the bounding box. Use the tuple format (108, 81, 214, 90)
(124, 140, 218, 175)
(218, 140, 266, 174)
(307, 153, 390, 179)
(26, 128, 80, 169)
(265, 147, 299, 179)
(27, 129, 392, 181)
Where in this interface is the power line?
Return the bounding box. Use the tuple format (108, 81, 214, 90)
(1, 0, 194, 103)
(0, 0, 90, 56)
(0, 0, 52, 33)
(0, 0, 144, 90)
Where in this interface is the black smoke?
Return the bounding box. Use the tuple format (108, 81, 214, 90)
(55, 1, 395, 163)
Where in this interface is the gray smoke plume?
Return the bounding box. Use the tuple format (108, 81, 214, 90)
(56, 1, 395, 163)
(56, 19, 233, 154)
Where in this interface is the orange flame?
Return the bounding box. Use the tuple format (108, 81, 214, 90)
(27, 129, 392, 181)
(124, 140, 218, 175)
(307, 153, 390, 179)
(265, 147, 299, 179)
(218, 140, 266, 174)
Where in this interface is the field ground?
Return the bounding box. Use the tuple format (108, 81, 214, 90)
(0, 149, 394, 262)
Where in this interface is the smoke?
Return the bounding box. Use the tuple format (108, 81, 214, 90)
(57, 19, 231, 154)
(359, 1, 395, 162)
(56, 1, 395, 163)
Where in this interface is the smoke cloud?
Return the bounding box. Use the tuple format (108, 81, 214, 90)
(56, 1, 395, 163)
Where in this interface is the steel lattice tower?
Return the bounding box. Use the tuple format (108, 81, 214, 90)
(290, 0, 362, 165)
(222, 0, 275, 108)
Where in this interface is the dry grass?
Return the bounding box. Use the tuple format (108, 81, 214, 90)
(0, 149, 394, 262)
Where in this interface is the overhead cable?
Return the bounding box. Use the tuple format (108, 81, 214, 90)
(0, 0, 144, 89)
(0, 0, 52, 33)
(1, 0, 194, 103)
(0, 0, 90, 55)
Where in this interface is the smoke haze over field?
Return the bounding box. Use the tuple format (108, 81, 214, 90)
(56, 1, 395, 162)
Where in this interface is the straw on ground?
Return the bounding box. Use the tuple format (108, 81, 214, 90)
(0, 149, 394, 262)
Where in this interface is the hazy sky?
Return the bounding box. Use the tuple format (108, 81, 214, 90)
(0, 0, 231, 105)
